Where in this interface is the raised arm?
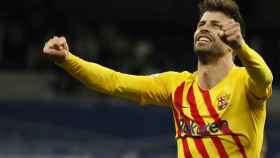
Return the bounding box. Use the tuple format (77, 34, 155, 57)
(220, 19, 273, 101)
(237, 41, 273, 100)
(42, 36, 188, 106)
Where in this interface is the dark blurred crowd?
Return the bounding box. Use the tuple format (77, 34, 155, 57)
(0, 0, 279, 96)
(0, 16, 194, 74)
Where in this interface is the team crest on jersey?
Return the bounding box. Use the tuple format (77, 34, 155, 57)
(217, 94, 230, 110)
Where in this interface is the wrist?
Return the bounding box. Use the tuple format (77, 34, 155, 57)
(54, 51, 71, 65)
(235, 40, 247, 55)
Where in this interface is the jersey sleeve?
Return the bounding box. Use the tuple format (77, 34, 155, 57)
(56, 53, 191, 106)
(238, 41, 273, 102)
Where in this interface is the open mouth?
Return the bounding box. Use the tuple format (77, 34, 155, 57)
(198, 37, 211, 42)
(196, 34, 213, 44)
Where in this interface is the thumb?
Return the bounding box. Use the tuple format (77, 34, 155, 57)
(43, 48, 66, 58)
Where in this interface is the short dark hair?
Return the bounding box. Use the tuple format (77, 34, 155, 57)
(198, 0, 245, 37)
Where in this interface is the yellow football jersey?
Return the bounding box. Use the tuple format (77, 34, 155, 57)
(57, 42, 272, 158)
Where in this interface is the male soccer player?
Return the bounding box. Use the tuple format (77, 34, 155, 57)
(42, 0, 273, 157)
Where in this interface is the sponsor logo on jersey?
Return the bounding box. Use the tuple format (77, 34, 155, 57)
(178, 119, 229, 137)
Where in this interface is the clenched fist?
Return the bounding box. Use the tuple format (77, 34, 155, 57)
(43, 36, 70, 63)
(219, 19, 244, 50)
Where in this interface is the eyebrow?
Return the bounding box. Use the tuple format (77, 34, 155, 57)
(198, 20, 221, 25)
(211, 20, 221, 25)
(197, 20, 205, 25)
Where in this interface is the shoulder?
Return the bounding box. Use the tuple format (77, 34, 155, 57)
(230, 66, 248, 80)
(149, 70, 193, 81)
(150, 71, 194, 92)
(232, 65, 246, 73)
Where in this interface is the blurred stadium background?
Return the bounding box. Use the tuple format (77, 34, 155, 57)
(0, 0, 279, 157)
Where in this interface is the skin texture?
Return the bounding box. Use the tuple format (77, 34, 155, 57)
(193, 11, 244, 90)
(43, 11, 244, 91)
(43, 36, 69, 62)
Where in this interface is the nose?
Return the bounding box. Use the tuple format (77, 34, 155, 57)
(195, 29, 211, 40)
(199, 29, 210, 34)
(197, 22, 212, 34)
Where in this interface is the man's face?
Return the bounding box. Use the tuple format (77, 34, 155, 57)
(194, 11, 231, 57)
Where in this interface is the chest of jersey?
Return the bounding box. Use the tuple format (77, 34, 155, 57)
(172, 79, 248, 138)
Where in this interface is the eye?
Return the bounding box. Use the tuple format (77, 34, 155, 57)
(197, 22, 205, 28)
(213, 23, 222, 30)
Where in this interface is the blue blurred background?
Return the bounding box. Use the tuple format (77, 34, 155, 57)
(0, 0, 279, 157)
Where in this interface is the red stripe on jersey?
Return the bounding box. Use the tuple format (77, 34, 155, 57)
(182, 137, 193, 158)
(187, 85, 210, 158)
(188, 86, 205, 125)
(172, 108, 182, 136)
(198, 87, 220, 121)
(194, 137, 210, 158)
(211, 137, 229, 158)
(173, 82, 193, 158)
(198, 87, 229, 158)
(172, 105, 193, 158)
(231, 135, 248, 158)
(199, 87, 247, 158)
(173, 82, 185, 136)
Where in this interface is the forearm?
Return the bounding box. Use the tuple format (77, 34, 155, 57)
(237, 41, 273, 98)
(56, 53, 120, 94)
(55, 53, 173, 106)
(42, 36, 172, 105)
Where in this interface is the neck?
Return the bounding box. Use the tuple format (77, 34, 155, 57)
(197, 53, 234, 90)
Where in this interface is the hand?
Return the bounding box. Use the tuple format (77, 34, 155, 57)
(219, 19, 244, 50)
(43, 36, 70, 63)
